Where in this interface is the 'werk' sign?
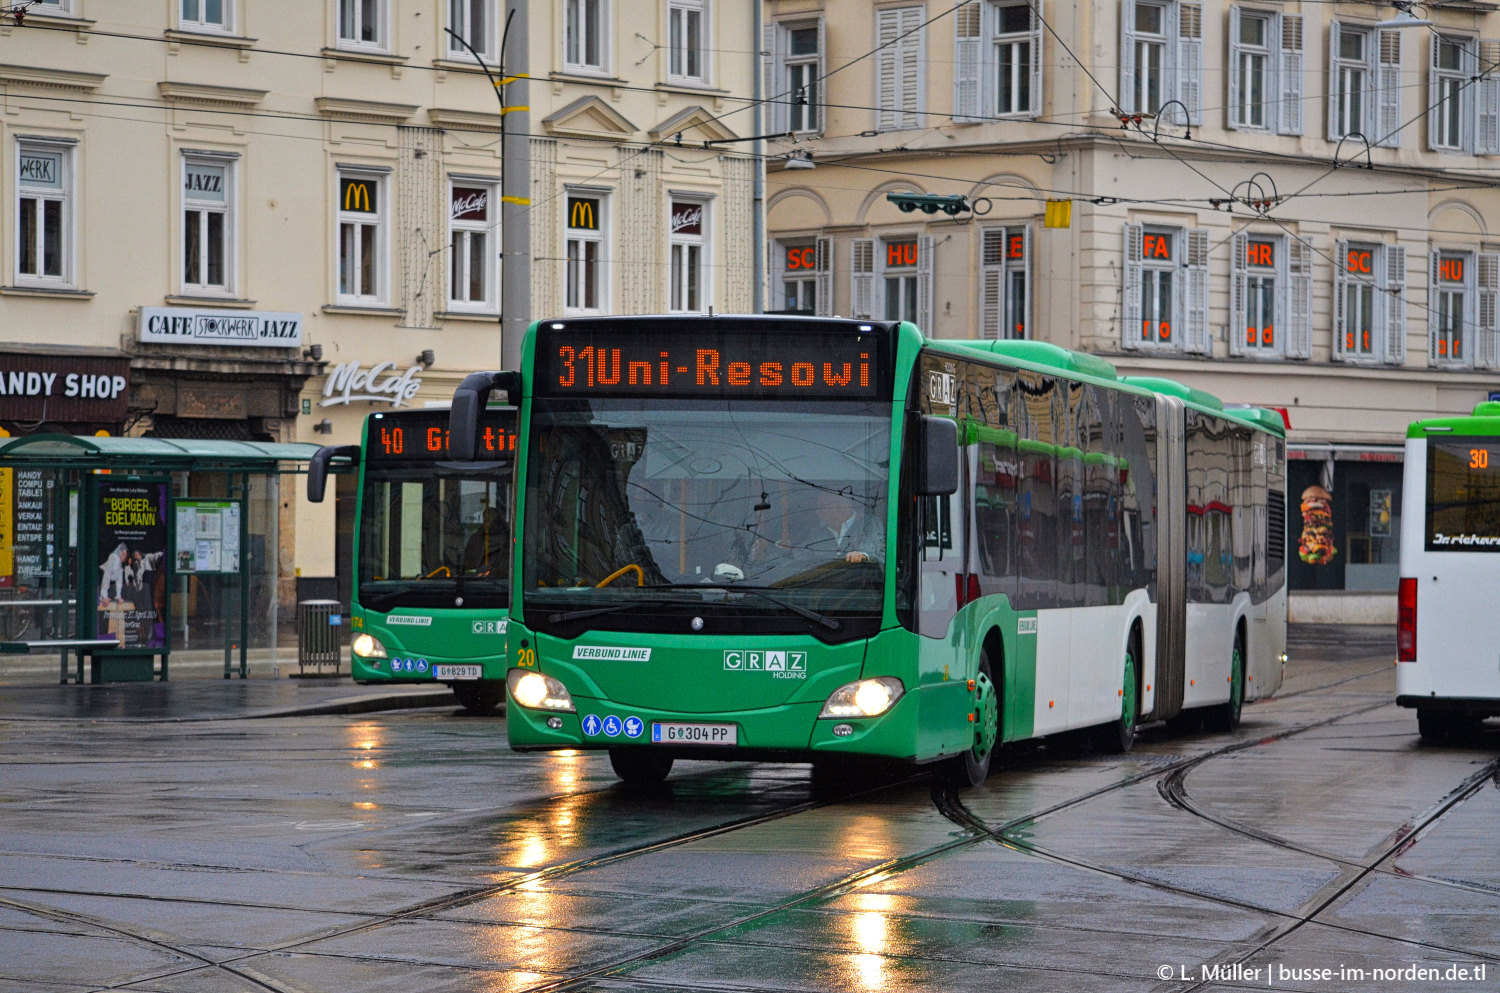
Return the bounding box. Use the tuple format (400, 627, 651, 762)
(139, 307, 304, 348)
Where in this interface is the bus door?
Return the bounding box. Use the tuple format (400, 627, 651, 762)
(1152, 394, 1188, 722)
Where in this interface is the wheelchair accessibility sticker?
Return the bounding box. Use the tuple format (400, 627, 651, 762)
(723, 650, 807, 679)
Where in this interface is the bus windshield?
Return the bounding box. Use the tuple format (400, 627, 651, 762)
(358, 466, 510, 612)
(523, 398, 890, 634)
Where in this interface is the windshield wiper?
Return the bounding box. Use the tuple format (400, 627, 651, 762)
(548, 602, 640, 624)
(640, 583, 840, 632)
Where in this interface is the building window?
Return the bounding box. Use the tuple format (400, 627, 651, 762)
(765, 19, 824, 134)
(1230, 233, 1313, 359)
(668, 0, 706, 83)
(849, 235, 932, 326)
(565, 0, 607, 72)
(182, 155, 234, 295)
(1123, 224, 1210, 354)
(180, 0, 233, 33)
(1329, 23, 1401, 147)
(338, 0, 386, 50)
(772, 238, 829, 316)
(16, 141, 73, 288)
(1229, 8, 1304, 134)
(954, 1, 1042, 120)
(1426, 36, 1500, 154)
(337, 171, 385, 304)
(30, 0, 73, 14)
(449, 180, 495, 311)
(1334, 240, 1406, 365)
(875, 6, 925, 131)
(448, 0, 495, 61)
(669, 198, 708, 313)
(565, 193, 607, 315)
(980, 225, 1030, 339)
(1429, 251, 1476, 367)
(1121, 1, 1202, 124)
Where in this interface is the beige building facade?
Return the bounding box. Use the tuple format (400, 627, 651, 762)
(766, 0, 1500, 621)
(1, 0, 759, 620)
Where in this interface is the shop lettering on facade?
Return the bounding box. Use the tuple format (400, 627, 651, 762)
(0, 371, 126, 400)
(0, 354, 132, 423)
(138, 307, 303, 348)
(320, 361, 423, 408)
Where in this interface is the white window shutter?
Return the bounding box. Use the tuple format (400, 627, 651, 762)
(1122, 224, 1143, 348)
(1018, 223, 1033, 339)
(1478, 41, 1500, 154)
(1427, 35, 1442, 151)
(1463, 253, 1479, 366)
(1478, 251, 1500, 368)
(1377, 30, 1402, 147)
(980, 227, 1004, 339)
(1427, 250, 1440, 366)
(815, 16, 827, 132)
(1328, 24, 1344, 142)
(1287, 235, 1314, 359)
(876, 9, 900, 130)
(954, 3, 983, 121)
(1333, 239, 1351, 361)
(1229, 231, 1248, 355)
(1178, 4, 1203, 125)
(763, 21, 785, 133)
(1028, 0, 1043, 117)
(814, 236, 833, 317)
(1120, 3, 1138, 114)
(1278, 15, 1304, 135)
(1384, 244, 1406, 365)
(1184, 227, 1210, 354)
(851, 239, 875, 319)
(768, 240, 785, 312)
(898, 7, 924, 129)
(1227, 7, 1244, 129)
(917, 234, 934, 330)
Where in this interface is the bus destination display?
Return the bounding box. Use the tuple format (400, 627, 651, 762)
(537, 328, 884, 399)
(369, 411, 515, 462)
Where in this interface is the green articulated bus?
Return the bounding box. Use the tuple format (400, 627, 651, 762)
(447, 316, 1288, 783)
(308, 406, 515, 713)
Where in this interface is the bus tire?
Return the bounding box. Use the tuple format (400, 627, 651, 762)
(941, 649, 999, 788)
(609, 748, 674, 784)
(451, 681, 504, 715)
(1204, 632, 1245, 733)
(1096, 641, 1138, 754)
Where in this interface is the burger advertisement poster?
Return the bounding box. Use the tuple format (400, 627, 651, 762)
(93, 479, 170, 651)
(1298, 485, 1337, 566)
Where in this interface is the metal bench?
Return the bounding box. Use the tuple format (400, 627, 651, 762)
(0, 638, 132, 683)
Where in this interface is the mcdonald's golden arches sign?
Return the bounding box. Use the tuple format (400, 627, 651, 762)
(567, 196, 599, 230)
(341, 178, 377, 214)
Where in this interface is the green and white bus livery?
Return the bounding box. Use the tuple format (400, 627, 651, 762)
(308, 407, 516, 713)
(1397, 400, 1500, 741)
(449, 316, 1287, 782)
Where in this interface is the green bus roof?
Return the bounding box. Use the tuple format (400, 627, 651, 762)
(1407, 400, 1500, 438)
(1119, 376, 1224, 411)
(955, 339, 1120, 382)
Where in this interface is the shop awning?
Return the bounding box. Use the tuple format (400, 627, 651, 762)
(0, 434, 325, 471)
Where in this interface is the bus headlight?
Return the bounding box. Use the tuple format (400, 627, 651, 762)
(507, 669, 575, 712)
(819, 677, 904, 719)
(351, 634, 387, 659)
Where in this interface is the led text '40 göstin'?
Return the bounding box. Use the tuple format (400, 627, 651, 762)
(553, 346, 872, 391)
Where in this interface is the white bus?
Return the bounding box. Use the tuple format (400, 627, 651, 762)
(1397, 400, 1500, 741)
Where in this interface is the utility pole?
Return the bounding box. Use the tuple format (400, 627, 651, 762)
(499, 0, 529, 373)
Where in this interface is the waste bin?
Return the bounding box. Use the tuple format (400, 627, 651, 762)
(297, 599, 343, 674)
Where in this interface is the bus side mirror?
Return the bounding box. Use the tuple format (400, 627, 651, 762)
(916, 415, 958, 496)
(450, 370, 520, 460)
(307, 444, 360, 503)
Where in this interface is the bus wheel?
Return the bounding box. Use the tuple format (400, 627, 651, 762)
(942, 651, 999, 788)
(609, 748, 674, 784)
(451, 681, 504, 715)
(1096, 646, 1138, 754)
(1204, 634, 1245, 733)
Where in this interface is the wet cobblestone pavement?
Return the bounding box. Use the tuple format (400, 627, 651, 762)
(1, 626, 1496, 992)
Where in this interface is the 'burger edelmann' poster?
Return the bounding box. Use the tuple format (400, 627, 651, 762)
(95, 481, 168, 650)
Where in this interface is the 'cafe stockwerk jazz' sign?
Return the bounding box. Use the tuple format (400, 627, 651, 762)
(139, 307, 303, 348)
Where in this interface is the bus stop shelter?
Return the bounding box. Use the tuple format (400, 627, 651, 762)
(0, 434, 324, 683)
